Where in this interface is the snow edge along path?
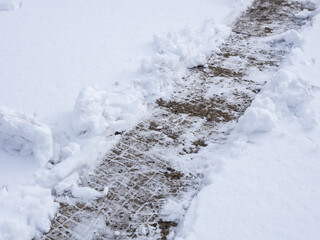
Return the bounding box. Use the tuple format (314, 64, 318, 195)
(178, 1, 320, 240)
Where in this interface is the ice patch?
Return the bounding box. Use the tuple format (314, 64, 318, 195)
(0, 107, 53, 167)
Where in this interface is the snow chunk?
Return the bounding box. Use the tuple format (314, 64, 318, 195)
(54, 172, 108, 201)
(139, 21, 230, 96)
(0, 106, 53, 167)
(295, 9, 311, 19)
(151, 21, 230, 69)
(161, 198, 185, 222)
(275, 70, 312, 109)
(238, 105, 277, 134)
(265, 29, 303, 47)
(72, 86, 146, 136)
(71, 186, 108, 200)
(0, 185, 58, 240)
(60, 142, 81, 161)
(72, 87, 109, 136)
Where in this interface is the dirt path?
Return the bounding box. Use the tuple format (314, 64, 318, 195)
(42, 1, 315, 239)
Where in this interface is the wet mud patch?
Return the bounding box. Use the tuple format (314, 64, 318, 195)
(156, 98, 239, 123)
(158, 219, 178, 240)
(193, 65, 245, 79)
(233, 0, 316, 37)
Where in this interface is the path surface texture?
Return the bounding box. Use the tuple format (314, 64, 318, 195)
(42, 0, 315, 239)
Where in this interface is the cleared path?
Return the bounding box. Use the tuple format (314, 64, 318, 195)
(42, 1, 315, 239)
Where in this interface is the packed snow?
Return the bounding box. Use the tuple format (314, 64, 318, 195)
(0, 0, 252, 239)
(178, 4, 320, 240)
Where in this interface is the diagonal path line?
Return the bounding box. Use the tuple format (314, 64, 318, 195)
(42, 1, 316, 239)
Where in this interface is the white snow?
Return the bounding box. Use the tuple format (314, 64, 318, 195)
(72, 87, 110, 137)
(0, 106, 53, 167)
(1, 0, 253, 238)
(53, 171, 108, 201)
(178, 7, 320, 240)
(295, 9, 312, 18)
(72, 86, 147, 136)
(264, 29, 303, 47)
(140, 22, 231, 97)
(0, 0, 20, 10)
(237, 102, 277, 134)
(0, 185, 58, 240)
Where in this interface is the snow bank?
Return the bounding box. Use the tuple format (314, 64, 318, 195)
(139, 22, 231, 97)
(0, 107, 53, 167)
(0, 185, 58, 240)
(178, 11, 320, 240)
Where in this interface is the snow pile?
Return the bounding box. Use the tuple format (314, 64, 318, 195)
(152, 22, 229, 69)
(0, 185, 58, 240)
(72, 86, 146, 136)
(178, 12, 320, 240)
(0, 107, 53, 167)
(0, 0, 20, 10)
(237, 97, 277, 134)
(140, 22, 231, 96)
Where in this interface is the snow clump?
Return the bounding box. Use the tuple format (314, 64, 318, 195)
(0, 106, 53, 167)
(139, 21, 231, 97)
(265, 29, 303, 47)
(0, 185, 58, 240)
(238, 106, 277, 134)
(237, 96, 277, 134)
(72, 86, 146, 137)
(54, 172, 108, 201)
(72, 87, 108, 137)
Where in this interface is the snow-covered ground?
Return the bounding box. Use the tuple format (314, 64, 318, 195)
(178, 3, 320, 240)
(3, 0, 319, 239)
(0, 0, 252, 239)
